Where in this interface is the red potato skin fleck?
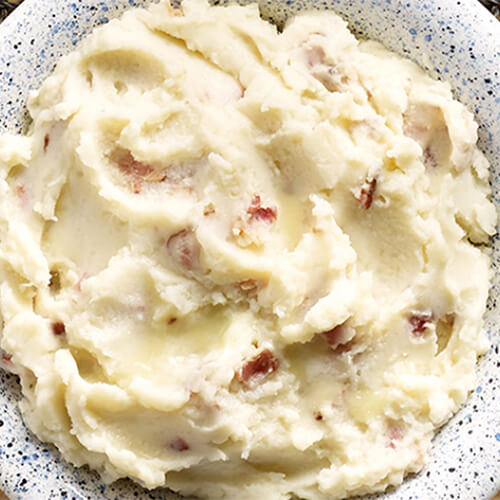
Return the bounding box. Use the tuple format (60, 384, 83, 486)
(2, 353, 12, 363)
(238, 349, 280, 384)
(322, 324, 345, 347)
(354, 178, 377, 209)
(75, 273, 89, 292)
(167, 229, 201, 271)
(408, 313, 433, 337)
(321, 323, 354, 353)
(16, 184, 31, 210)
(116, 150, 155, 179)
(51, 321, 66, 336)
(247, 195, 278, 224)
(170, 438, 190, 452)
(386, 425, 404, 449)
(112, 149, 169, 194)
(43, 134, 50, 152)
(305, 45, 327, 68)
(334, 341, 355, 354)
(423, 147, 438, 168)
(402, 118, 428, 139)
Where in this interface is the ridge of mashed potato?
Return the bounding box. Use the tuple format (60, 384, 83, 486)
(0, 1, 496, 499)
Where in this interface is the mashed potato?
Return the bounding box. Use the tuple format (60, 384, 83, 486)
(0, 1, 496, 498)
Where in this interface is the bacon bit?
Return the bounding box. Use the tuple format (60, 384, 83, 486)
(408, 312, 433, 337)
(168, 317, 177, 325)
(237, 349, 280, 384)
(314, 412, 323, 421)
(43, 134, 50, 152)
(203, 203, 215, 217)
(51, 321, 66, 336)
(170, 437, 189, 452)
(247, 195, 277, 224)
(386, 424, 404, 449)
(167, 228, 201, 271)
(354, 177, 377, 209)
(2, 353, 12, 363)
(305, 45, 326, 69)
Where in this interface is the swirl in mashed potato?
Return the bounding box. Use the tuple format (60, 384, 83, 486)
(0, 1, 496, 499)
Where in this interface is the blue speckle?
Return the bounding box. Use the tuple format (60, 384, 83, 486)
(409, 28, 417, 35)
(424, 34, 432, 42)
(495, 433, 500, 442)
(476, 386, 482, 394)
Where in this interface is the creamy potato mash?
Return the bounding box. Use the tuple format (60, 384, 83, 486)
(0, 1, 496, 499)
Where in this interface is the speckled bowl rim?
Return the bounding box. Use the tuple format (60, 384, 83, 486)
(0, 1, 499, 499)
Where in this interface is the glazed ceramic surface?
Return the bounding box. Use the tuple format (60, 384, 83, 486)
(0, 0, 499, 499)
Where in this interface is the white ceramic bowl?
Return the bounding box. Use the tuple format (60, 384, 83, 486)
(0, 1, 499, 499)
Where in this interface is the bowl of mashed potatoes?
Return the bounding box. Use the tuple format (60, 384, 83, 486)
(0, 1, 499, 499)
